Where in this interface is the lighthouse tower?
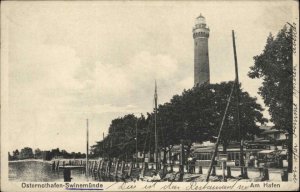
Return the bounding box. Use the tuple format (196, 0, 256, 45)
(193, 14, 210, 86)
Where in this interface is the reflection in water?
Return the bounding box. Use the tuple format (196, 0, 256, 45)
(9, 161, 92, 182)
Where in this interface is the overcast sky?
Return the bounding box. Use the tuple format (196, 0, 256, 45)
(2, 1, 298, 153)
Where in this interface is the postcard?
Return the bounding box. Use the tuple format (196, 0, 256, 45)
(1, 0, 299, 191)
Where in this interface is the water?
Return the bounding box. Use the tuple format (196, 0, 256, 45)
(9, 161, 98, 182)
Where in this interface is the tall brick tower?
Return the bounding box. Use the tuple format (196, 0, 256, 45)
(193, 14, 210, 86)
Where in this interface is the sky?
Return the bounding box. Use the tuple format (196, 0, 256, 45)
(1, 1, 298, 153)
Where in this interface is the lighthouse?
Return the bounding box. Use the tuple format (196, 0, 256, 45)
(193, 14, 210, 86)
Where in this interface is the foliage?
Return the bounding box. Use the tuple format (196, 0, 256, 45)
(248, 25, 294, 171)
(91, 114, 150, 161)
(157, 82, 267, 152)
(92, 81, 266, 160)
(9, 147, 85, 161)
(248, 25, 293, 133)
(11, 149, 20, 160)
(8, 152, 13, 161)
(34, 148, 42, 159)
(19, 147, 34, 159)
(49, 148, 85, 159)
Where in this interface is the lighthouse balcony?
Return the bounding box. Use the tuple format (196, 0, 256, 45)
(193, 31, 209, 38)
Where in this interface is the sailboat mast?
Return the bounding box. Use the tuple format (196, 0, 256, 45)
(135, 119, 138, 165)
(86, 119, 89, 176)
(232, 30, 244, 174)
(154, 81, 158, 169)
(102, 132, 104, 158)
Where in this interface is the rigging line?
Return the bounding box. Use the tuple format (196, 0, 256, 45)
(206, 82, 236, 182)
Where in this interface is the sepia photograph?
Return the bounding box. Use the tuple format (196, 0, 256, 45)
(1, 0, 299, 191)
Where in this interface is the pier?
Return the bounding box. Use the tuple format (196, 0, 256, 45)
(50, 159, 288, 182)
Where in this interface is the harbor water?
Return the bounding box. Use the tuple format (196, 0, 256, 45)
(9, 161, 92, 182)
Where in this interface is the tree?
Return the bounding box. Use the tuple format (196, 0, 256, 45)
(157, 82, 266, 156)
(91, 114, 141, 160)
(20, 147, 34, 159)
(8, 152, 13, 161)
(34, 148, 42, 159)
(12, 149, 20, 160)
(248, 25, 294, 172)
(51, 148, 61, 159)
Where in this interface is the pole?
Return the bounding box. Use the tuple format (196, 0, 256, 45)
(136, 119, 138, 166)
(154, 80, 158, 170)
(232, 30, 244, 176)
(206, 83, 235, 182)
(102, 132, 104, 159)
(86, 119, 89, 176)
(222, 161, 227, 181)
(179, 141, 185, 181)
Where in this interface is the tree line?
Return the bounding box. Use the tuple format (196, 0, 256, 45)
(91, 81, 267, 162)
(9, 147, 86, 161)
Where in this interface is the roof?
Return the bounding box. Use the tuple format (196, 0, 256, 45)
(259, 125, 286, 133)
(261, 129, 281, 134)
(226, 148, 241, 152)
(258, 150, 276, 154)
(172, 145, 181, 150)
(259, 125, 273, 130)
(193, 146, 215, 153)
(279, 150, 287, 155)
(197, 13, 204, 19)
(246, 139, 271, 143)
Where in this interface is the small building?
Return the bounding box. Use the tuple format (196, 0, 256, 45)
(256, 125, 288, 150)
(190, 125, 288, 168)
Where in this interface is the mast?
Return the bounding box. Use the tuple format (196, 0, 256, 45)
(154, 80, 158, 170)
(102, 132, 104, 158)
(206, 83, 235, 181)
(232, 30, 244, 176)
(135, 119, 138, 165)
(86, 119, 89, 176)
